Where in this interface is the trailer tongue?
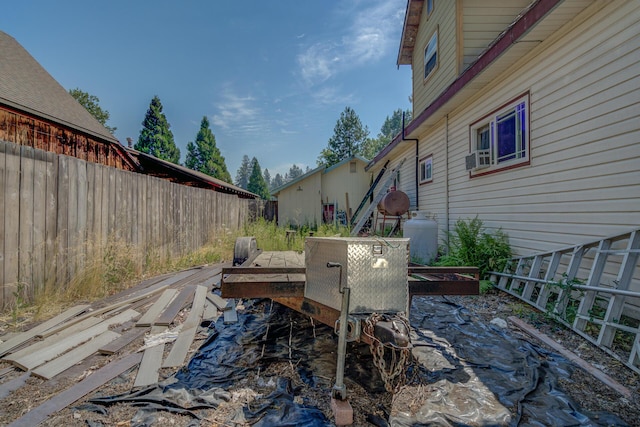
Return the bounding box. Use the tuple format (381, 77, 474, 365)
(221, 236, 479, 425)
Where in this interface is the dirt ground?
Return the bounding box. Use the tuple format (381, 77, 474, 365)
(1, 288, 639, 426)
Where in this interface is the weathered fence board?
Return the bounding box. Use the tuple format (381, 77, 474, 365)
(0, 141, 252, 310)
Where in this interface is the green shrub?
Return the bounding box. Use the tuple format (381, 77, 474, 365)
(435, 216, 511, 280)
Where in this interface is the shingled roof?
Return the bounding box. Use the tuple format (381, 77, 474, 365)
(0, 30, 118, 144)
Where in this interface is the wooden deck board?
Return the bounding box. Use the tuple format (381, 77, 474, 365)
(98, 327, 148, 355)
(32, 330, 120, 380)
(5, 309, 139, 371)
(0, 305, 90, 357)
(6, 353, 142, 427)
(154, 285, 196, 326)
(135, 288, 178, 327)
(134, 342, 164, 388)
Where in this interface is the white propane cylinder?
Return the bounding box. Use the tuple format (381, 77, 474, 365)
(403, 211, 438, 264)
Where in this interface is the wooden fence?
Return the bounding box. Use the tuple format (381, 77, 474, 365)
(0, 141, 251, 310)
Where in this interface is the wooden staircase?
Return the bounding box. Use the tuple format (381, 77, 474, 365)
(491, 229, 640, 374)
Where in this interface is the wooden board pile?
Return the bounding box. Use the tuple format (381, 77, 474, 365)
(0, 263, 235, 426)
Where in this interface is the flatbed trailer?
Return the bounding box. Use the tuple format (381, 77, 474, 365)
(220, 238, 479, 425)
(221, 249, 480, 329)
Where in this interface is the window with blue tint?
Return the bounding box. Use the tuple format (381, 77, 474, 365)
(424, 30, 438, 80)
(469, 95, 529, 175)
(419, 155, 433, 184)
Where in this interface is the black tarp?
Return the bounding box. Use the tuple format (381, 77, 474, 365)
(90, 297, 629, 426)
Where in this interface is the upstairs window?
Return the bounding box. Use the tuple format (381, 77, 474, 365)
(467, 93, 530, 175)
(419, 155, 433, 184)
(424, 29, 438, 81)
(426, 0, 434, 17)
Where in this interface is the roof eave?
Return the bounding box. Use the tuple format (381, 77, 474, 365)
(372, 0, 566, 170)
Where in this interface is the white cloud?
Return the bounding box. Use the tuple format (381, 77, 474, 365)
(296, 0, 404, 87)
(211, 86, 260, 131)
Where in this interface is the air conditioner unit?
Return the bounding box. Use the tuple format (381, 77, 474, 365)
(465, 150, 491, 171)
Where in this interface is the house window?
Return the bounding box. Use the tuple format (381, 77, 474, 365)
(350, 161, 357, 173)
(419, 155, 433, 184)
(426, 0, 434, 17)
(469, 93, 530, 175)
(424, 29, 438, 81)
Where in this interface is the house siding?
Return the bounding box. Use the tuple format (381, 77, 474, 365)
(412, 0, 457, 116)
(460, 0, 532, 71)
(321, 159, 371, 220)
(386, 1, 640, 258)
(277, 173, 322, 227)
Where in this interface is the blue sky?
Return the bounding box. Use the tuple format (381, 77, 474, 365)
(2, 1, 412, 179)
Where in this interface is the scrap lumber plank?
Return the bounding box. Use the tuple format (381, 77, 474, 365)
(98, 327, 148, 355)
(3, 317, 103, 362)
(162, 286, 208, 368)
(38, 283, 169, 339)
(0, 371, 29, 399)
(0, 305, 90, 357)
(508, 316, 632, 399)
(202, 301, 219, 321)
(223, 300, 238, 324)
(5, 309, 139, 371)
(135, 288, 178, 327)
(154, 285, 196, 326)
(207, 293, 228, 310)
(6, 353, 142, 427)
(134, 342, 165, 388)
(31, 330, 121, 380)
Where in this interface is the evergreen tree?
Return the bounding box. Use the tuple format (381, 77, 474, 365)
(287, 164, 304, 181)
(318, 106, 369, 167)
(185, 116, 232, 183)
(263, 168, 271, 189)
(135, 96, 180, 164)
(247, 157, 270, 199)
(361, 108, 412, 159)
(69, 88, 117, 134)
(235, 154, 251, 189)
(271, 173, 284, 189)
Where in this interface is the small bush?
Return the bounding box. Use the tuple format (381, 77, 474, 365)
(435, 216, 511, 280)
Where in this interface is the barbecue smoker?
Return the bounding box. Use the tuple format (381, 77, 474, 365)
(221, 236, 479, 425)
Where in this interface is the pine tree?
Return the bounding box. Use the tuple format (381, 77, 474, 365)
(247, 157, 270, 199)
(185, 116, 232, 183)
(361, 108, 412, 159)
(287, 164, 304, 181)
(263, 168, 271, 189)
(135, 96, 180, 164)
(69, 88, 116, 134)
(318, 106, 369, 167)
(235, 155, 251, 189)
(272, 173, 284, 190)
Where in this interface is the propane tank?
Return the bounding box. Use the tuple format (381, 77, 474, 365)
(377, 190, 410, 216)
(403, 211, 438, 264)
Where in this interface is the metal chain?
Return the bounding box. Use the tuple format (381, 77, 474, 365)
(363, 313, 412, 393)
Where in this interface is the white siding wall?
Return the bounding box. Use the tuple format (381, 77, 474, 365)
(443, 1, 640, 255)
(412, 0, 457, 116)
(460, 0, 531, 71)
(321, 159, 371, 220)
(277, 173, 322, 227)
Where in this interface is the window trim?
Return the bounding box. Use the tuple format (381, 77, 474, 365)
(423, 27, 439, 82)
(426, 0, 434, 18)
(468, 92, 531, 177)
(418, 155, 433, 184)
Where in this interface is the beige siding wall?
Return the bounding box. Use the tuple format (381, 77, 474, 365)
(412, 0, 457, 116)
(460, 0, 531, 71)
(276, 173, 322, 227)
(445, 1, 640, 254)
(321, 159, 371, 219)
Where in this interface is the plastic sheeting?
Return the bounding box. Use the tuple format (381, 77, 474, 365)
(90, 297, 629, 426)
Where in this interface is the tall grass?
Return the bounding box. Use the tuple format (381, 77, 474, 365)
(3, 219, 350, 323)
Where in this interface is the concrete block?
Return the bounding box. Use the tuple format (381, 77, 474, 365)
(331, 397, 353, 426)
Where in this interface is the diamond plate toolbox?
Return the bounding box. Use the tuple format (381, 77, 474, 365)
(304, 237, 409, 314)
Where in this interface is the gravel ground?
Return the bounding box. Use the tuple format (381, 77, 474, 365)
(1, 288, 639, 426)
